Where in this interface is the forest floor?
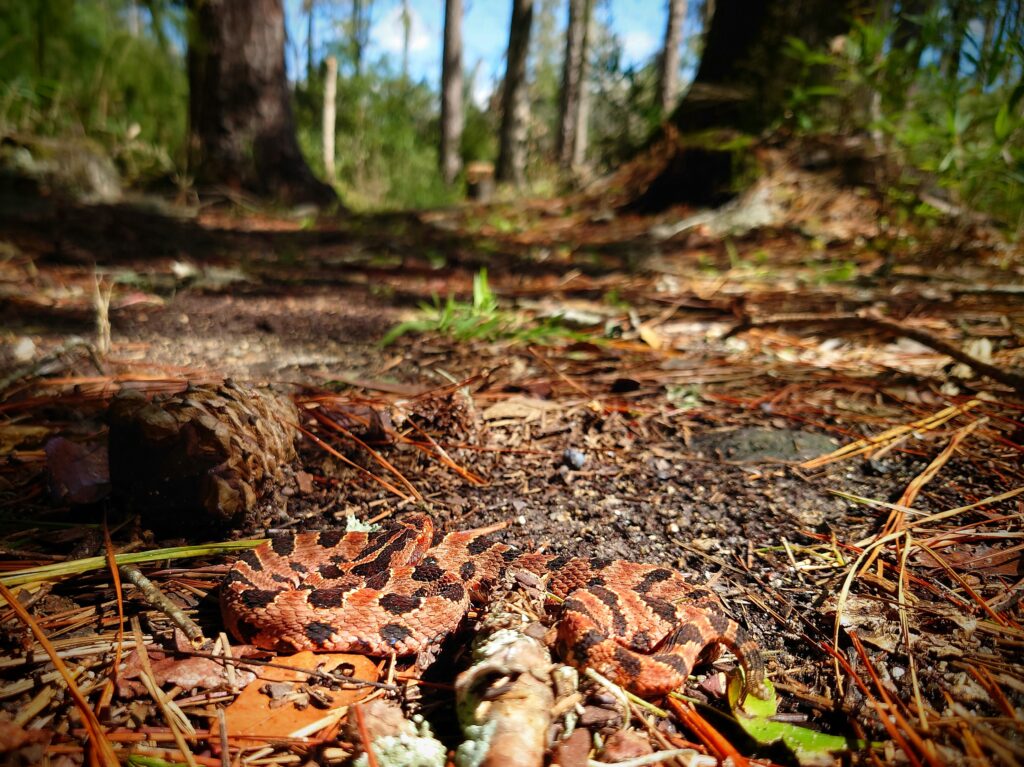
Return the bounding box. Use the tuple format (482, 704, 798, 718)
(1, 148, 1022, 766)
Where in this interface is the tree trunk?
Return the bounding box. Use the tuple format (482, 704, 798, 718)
(352, 0, 362, 76)
(497, 0, 534, 186)
(657, 0, 687, 114)
(943, 0, 967, 79)
(556, 0, 586, 169)
(323, 55, 337, 181)
(187, 0, 336, 205)
(440, 0, 464, 185)
(674, 0, 857, 133)
(305, 0, 315, 82)
(635, 0, 856, 212)
(400, 0, 412, 80)
(571, 0, 592, 169)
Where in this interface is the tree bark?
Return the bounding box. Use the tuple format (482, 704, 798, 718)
(497, 0, 535, 186)
(305, 0, 315, 82)
(556, 0, 586, 169)
(674, 0, 858, 133)
(657, 0, 687, 114)
(440, 0, 464, 185)
(572, 0, 592, 169)
(323, 55, 337, 181)
(351, 0, 370, 77)
(400, 0, 412, 79)
(942, 0, 968, 79)
(187, 0, 336, 205)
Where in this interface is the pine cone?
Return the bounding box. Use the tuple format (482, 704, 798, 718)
(108, 381, 298, 529)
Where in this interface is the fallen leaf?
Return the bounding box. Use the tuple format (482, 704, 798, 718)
(45, 437, 110, 504)
(639, 324, 664, 350)
(118, 646, 260, 698)
(600, 730, 656, 763)
(1, 424, 51, 453)
(481, 396, 561, 422)
(210, 651, 379, 749)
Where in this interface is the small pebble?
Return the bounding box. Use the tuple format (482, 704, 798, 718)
(562, 448, 586, 470)
(12, 337, 36, 362)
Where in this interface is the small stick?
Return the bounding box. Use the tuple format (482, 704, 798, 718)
(727, 311, 1024, 392)
(353, 703, 381, 767)
(131, 616, 199, 767)
(119, 564, 205, 646)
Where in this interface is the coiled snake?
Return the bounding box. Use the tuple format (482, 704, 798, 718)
(221, 514, 767, 698)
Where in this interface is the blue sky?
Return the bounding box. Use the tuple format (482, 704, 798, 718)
(285, 0, 672, 102)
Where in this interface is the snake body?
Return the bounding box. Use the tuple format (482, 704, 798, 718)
(221, 514, 766, 698)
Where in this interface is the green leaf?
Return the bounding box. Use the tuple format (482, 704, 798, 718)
(804, 85, 842, 97)
(728, 677, 856, 762)
(994, 103, 1013, 142)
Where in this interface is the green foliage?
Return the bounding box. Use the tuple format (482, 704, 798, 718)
(0, 0, 186, 184)
(586, 23, 664, 170)
(725, 677, 861, 758)
(296, 57, 458, 210)
(461, 100, 497, 164)
(381, 269, 586, 346)
(782, 2, 1024, 231)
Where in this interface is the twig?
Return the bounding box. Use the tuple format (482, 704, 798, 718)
(119, 564, 205, 646)
(130, 616, 199, 767)
(665, 696, 749, 767)
(801, 400, 981, 470)
(727, 311, 1024, 392)
(587, 749, 703, 767)
(102, 520, 125, 685)
(353, 703, 381, 767)
(92, 272, 112, 357)
(310, 408, 424, 499)
(295, 422, 414, 501)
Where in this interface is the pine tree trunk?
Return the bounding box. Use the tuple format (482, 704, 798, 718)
(440, 0, 464, 184)
(306, 0, 315, 82)
(556, 0, 586, 169)
(657, 0, 686, 114)
(187, 0, 335, 205)
(323, 55, 337, 181)
(571, 0, 591, 169)
(635, 0, 855, 212)
(674, 0, 856, 133)
(943, 0, 968, 79)
(351, 0, 367, 77)
(497, 0, 534, 186)
(400, 0, 412, 79)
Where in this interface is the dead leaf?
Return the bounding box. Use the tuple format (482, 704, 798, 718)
(638, 324, 664, 350)
(210, 651, 379, 749)
(601, 730, 658, 765)
(551, 728, 590, 767)
(0, 424, 51, 453)
(481, 396, 561, 422)
(45, 437, 110, 504)
(296, 470, 315, 494)
(118, 646, 259, 698)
